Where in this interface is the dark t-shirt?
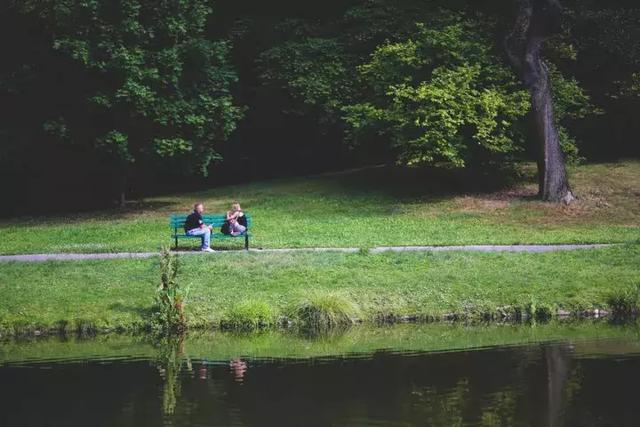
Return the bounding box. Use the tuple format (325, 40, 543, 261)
(184, 211, 204, 232)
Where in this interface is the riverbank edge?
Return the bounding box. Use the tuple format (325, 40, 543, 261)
(1, 304, 637, 340)
(2, 244, 638, 339)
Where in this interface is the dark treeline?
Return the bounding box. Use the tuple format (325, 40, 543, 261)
(0, 0, 638, 215)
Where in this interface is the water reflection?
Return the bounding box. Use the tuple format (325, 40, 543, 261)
(229, 358, 248, 383)
(155, 335, 190, 415)
(1, 322, 639, 426)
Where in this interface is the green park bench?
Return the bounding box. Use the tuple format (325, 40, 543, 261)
(170, 214, 252, 250)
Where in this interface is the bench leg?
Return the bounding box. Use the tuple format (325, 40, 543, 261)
(245, 234, 249, 250)
(175, 236, 178, 249)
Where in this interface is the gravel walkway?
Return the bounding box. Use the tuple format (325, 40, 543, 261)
(0, 244, 614, 262)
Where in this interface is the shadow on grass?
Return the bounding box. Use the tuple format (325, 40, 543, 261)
(1, 200, 176, 227)
(313, 165, 531, 202)
(1, 164, 538, 226)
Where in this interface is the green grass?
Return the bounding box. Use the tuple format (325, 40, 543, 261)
(222, 299, 278, 330)
(0, 161, 639, 254)
(295, 292, 360, 330)
(1, 244, 638, 335)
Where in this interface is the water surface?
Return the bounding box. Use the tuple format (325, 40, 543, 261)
(1, 322, 639, 426)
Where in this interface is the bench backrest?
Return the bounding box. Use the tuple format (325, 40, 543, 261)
(170, 213, 252, 230)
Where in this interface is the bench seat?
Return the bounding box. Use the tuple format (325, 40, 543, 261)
(170, 214, 252, 250)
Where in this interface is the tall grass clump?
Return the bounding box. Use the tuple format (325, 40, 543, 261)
(524, 298, 555, 322)
(295, 293, 360, 331)
(607, 285, 640, 319)
(154, 247, 188, 332)
(222, 300, 277, 330)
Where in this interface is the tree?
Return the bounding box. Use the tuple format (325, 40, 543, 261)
(258, 1, 596, 176)
(343, 21, 531, 169)
(505, 0, 575, 203)
(15, 0, 242, 204)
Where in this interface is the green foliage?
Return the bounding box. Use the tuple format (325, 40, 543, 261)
(155, 247, 187, 332)
(257, 1, 605, 169)
(96, 130, 133, 163)
(564, 7, 640, 74)
(295, 293, 360, 330)
(19, 0, 242, 176)
(560, 6, 640, 107)
(547, 63, 601, 164)
(154, 335, 185, 415)
(260, 36, 351, 113)
(259, 8, 535, 169)
(344, 22, 530, 167)
(607, 284, 640, 319)
(627, 72, 640, 99)
(525, 299, 555, 322)
(222, 299, 277, 330)
(616, 72, 640, 101)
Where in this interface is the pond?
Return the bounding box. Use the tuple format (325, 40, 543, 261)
(1, 321, 639, 426)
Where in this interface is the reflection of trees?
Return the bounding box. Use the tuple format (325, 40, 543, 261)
(479, 391, 517, 426)
(154, 334, 191, 416)
(405, 342, 582, 426)
(144, 331, 585, 425)
(410, 378, 470, 427)
(545, 343, 580, 427)
(480, 342, 580, 427)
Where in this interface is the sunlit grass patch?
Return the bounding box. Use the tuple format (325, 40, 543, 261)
(222, 299, 278, 330)
(293, 292, 360, 330)
(0, 161, 638, 255)
(1, 244, 638, 335)
(607, 285, 640, 319)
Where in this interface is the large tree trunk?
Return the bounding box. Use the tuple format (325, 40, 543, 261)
(506, 0, 575, 204)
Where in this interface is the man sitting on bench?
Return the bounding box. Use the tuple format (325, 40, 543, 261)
(184, 202, 215, 252)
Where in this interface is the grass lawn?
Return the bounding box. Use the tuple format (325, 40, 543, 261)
(0, 161, 638, 255)
(1, 244, 638, 335)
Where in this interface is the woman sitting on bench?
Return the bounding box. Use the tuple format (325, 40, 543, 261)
(222, 202, 247, 236)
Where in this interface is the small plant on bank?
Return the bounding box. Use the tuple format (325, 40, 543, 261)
(222, 299, 276, 330)
(154, 247, 188, 332)
(607, 285, 640, 319)
(524, 297, 555, 323)
(295, 293, 360, 331)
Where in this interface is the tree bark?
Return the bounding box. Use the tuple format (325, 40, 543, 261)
(506, 0, 575, 204)
(119, 163, 128, 208)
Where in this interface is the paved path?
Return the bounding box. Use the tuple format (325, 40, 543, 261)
(0, 244, 614, 262)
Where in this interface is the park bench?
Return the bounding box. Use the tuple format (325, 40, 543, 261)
(170, 214, 252, 250)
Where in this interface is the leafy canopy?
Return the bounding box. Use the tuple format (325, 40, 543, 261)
(21, 0, 242, 175)
(259, 1, 602, 169)
(343, 21, 530, 167)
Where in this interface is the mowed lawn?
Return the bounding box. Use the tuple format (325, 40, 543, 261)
(0, 161, 639, 255)
(0, 244, 639, 334)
